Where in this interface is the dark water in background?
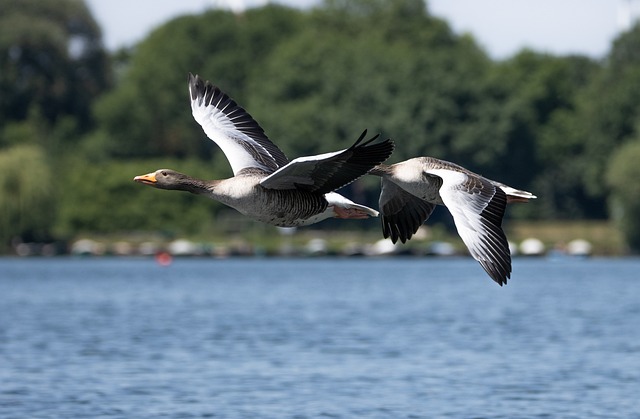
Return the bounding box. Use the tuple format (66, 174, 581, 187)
(1, 257, 639, 418)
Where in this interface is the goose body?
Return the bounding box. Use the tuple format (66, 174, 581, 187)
(134, 74, 394, 227)
(370, 157, 536, 285)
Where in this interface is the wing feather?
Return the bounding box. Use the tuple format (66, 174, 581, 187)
(188, 73, 288, 175)
(260, 130, 394, 193)
(431, 169, 512, 286)
(379, 179, 438, 244)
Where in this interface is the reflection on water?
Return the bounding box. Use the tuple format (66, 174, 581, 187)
(1, 257, 639, 418)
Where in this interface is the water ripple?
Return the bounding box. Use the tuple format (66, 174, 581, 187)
(1, 257, 640, 418)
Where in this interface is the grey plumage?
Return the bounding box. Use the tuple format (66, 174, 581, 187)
(134, 73, 394, 227)
(370, 157, 536, 286)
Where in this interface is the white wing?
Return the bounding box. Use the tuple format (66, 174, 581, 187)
(259, 150, 344, 190)
(188, 73, 288, 175)
(259, 130, 394, 193)
(428, 169, 511, 285)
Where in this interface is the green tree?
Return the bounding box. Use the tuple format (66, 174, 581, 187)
(42, 0, 640, 246)
(54, 158, 222, 236)
(607, 139, 640, 252)
(0, 0, 110, 250)
(248, 0, 490, 161)
(92, 5, 305, 160)
(0, 0, 111, 133)
(0, 145, 54, 248)
(556, 23, 640, 218)
(85, 0, 515, 235)
(463, 51, 599, 219)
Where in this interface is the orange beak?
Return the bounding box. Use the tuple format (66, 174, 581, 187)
(133, 172, 157, 185)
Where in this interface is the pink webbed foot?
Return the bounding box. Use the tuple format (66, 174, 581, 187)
(333, 206, 372, 220)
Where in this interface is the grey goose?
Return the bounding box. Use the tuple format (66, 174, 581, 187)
(134, 73, 394, 227)
(370, 157, 536, 285)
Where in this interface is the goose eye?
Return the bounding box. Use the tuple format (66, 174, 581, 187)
(161, 171, 167, 176)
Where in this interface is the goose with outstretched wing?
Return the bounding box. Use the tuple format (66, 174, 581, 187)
(134, 73, 394, 227)
(370, 157, 536, 285)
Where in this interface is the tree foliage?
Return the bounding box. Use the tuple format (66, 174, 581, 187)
(92, 5, 305, 159)
(607, 139, 640, 252)
(0, 0, 112, 247)
(54, 158, 222, 236)
(530, 22, 640, 222)
(4, 0, 640, 250)
(0, 0, 111, 132)
(249, 0, 490, 162)
(0, 145, 54, 247)
(473, 51, 600, 219)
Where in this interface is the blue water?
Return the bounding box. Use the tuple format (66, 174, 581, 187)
(1, 257, 639, 418)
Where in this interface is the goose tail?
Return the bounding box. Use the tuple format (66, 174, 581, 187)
(496, 184, 537, 204)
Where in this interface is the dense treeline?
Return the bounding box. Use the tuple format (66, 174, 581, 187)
(2, 0, 640, 251)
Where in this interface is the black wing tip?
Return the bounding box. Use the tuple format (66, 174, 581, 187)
(381, 215, 413, 244)
(188, 72, 205, 87)
(350, 130, 394, 155)
(311, 134, 394, 194)
(355, 129, 368, 144)
(350, 135, 395, 167)
(188, 72, 206, 101)
(492, 273, 510, 286)
(491, 272, 508, 286)
(188, 72, 221, 104)
(352, 129, 384, 149)
(481, 260, 511, 286)
(370, 139, 395, 163)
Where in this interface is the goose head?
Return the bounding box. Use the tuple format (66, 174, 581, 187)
(134, 169, 202, 191)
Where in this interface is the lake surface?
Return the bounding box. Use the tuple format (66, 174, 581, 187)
(1, 256, 639, 418)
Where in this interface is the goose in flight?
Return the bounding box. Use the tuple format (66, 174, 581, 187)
(134, 73, 394, 227)
(370, 157, 536, 285)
